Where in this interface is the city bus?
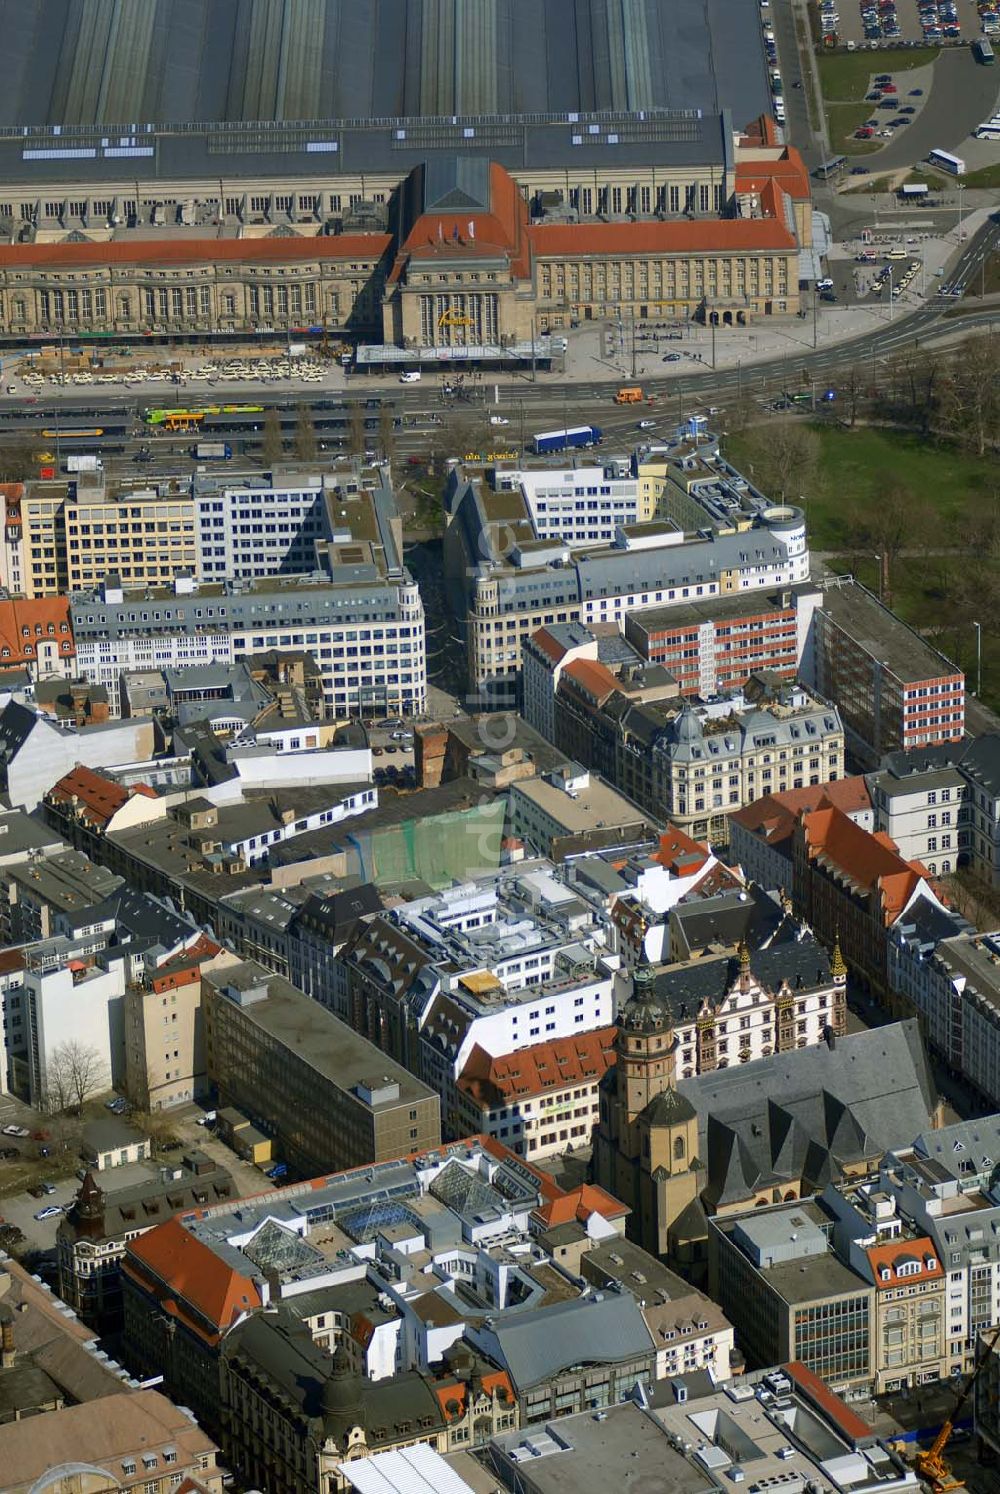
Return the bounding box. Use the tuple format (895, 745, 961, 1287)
(975, 37, 995, 63)
(927, 148, 966, 175)
(814, 155, 847, 181)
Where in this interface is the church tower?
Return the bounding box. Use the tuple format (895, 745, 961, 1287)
(617, 963, 677, 1125)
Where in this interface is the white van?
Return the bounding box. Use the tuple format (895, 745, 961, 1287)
(399, 370, 421, 383)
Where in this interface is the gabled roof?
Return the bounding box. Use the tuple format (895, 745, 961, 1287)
(799, 804, 929, 925)
(532, 1182, 630, 1230)
(48, 763, 156, 828)
(865, 1236, 943, 1290)
(559, 656, 624, 707)
(124, 1217, 261, 1341)
(530, 215, 797, 257)
(654, 823, 712, 876)
(0, 234, 392, 269)
(0, 597, 75, 667)
(729, 777, 871, 849)
(458, 1026, 617, 1108)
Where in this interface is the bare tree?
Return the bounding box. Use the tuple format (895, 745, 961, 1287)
(736, 422, 821, 504)
(378, 405, 397, 466)
(842, 475, 934, 607)
(346, 401, 367, 457)
(940, 334, 1000, 456)
(261, 407, 284, 467)
(0, 438, 37, 482)
(294, 404, 318, 463)
(45, 1040, 109, 1114)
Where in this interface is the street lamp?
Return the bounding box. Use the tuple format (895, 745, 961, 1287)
(873, 552, 883, 601)
(974, 620, 982, 698)
(957, 183, 966, 244)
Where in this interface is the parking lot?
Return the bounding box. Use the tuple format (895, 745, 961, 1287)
(826, 0, 965, 47)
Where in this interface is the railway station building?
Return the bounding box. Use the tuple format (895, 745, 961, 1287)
(0, 127, 809, 347)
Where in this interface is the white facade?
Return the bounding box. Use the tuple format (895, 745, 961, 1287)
(195, 476, 331, 580)
(11, 954, 127, 1106)
(72, 578, 427, 720)
(0, 708, 155, 811)
(521, 627, 597, 743)
(869, 767, 966, 877)
(507, 464, 641, 546)
(203, 744, 373, 802)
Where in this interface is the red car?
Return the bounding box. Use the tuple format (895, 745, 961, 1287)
(881, 82, 897, 92)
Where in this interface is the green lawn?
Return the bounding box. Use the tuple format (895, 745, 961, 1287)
(817, 48, 939, 152)
(817, 47, 940, 98)
(723, 423, 994, 550)
(959, 161, 1000, 186)
(724, 423, 1000, 708)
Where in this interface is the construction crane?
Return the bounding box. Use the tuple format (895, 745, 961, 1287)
(913, 1321, 1000, 1492)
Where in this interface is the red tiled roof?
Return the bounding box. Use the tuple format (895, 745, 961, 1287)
(866, 1236, 943, 1290)
(784, 1362, 873, 1443)
(0, 233, 392, 270)
(48, 764, 129, 827)
(654, 824, 712, 875)
(530, 216, 797, 257)
(735, 147, 811, 202)
(149, 935, 223, 991)
(458, 1026, 617, 1108)
(529, 627, 571, 665)
(432, 1369, 515, 1421)
(729, 779, 871, 847)
(389, 162, 531, 284)
(560, 656, 621, 703)
(0, 596, 75, 667)
(533, 1182, 630, 1230)
(800, 805, 926, 926)
(124, 1217, 261, 1340)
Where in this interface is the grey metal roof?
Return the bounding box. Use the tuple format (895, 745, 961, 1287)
(482, 1291, 653, 1390)
(680, 1021, 936, 1210)
(653, 933, 832, 1026)
(0, 3, 764, 166)
(70, 572, 413, 642)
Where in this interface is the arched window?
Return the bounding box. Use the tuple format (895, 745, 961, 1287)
(674, 1135, 685, 1161)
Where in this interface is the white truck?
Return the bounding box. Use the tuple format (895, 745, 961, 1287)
(65, 454, 102, 473)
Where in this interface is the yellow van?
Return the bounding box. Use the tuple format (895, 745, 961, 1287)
(615, 386, 644, 403)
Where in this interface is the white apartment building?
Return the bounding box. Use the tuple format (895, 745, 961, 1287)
(455, 1022, 615, 1159)
(71, 571, 426, 720)
(869, 755, 968, 877)
(8, 947, 128, 1106)
(521, 621, 598, 743)
(194, 472, 332, 580)
(500, 459, 642, 546)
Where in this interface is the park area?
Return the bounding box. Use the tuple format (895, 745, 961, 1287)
(723, 419, 1000, 711)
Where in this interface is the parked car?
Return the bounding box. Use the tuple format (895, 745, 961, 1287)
(27, 1186, 44, 1199)
(33, 1206, 62, 1221)
(2, 1126, 29, 1139)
